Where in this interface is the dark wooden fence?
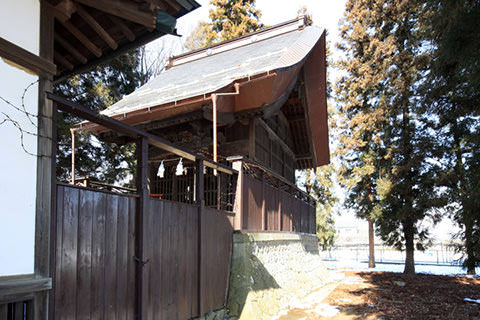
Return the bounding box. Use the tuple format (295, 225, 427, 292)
(238, 171, 316, 234)
(52, 183, 233, 320)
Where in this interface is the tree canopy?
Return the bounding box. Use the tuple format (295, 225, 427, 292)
(54, 49, 147, 185)
(184, 0, 263, 50)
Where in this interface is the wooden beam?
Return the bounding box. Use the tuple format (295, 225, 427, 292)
(257, 118, 296, 158)
(43, 1, 76, 23)
(164, 0, 181, 12)
(58, 20, 102, 57)
(0, 37, 56, 76)
(54, 33, 88, 64)
(146, 0, 168, 11)
(75, 0, 156, 29)
(76, 4, 118, 50)
(46, 93, 237, 175)
(54, 51, 74, 70)
(109, 15, 135, 42)
(0, 277, 52, 299)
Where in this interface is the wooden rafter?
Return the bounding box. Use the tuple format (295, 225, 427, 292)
(54, 33, 88, 64)
(76, 4, 118, 50)
(44, 1, 76, 23)
(164, 0, 181, 12)
(59, 20, 102, 57)
(109, 15, 135, 42)
(146, 0, 168, 11)
(75, 0, 157, 29)
(54, 51, 74, 70)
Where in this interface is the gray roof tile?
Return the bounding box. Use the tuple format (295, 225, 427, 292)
(101, 26, 323, 117)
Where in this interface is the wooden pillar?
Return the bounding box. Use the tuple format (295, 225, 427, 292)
(278, 195, 282, 232)
(35, 4, 54, 320)
(135, 137, 149, 319)
(248, 119, 256, 160)
(261, 172, 266, 231)
(195, 159, 205, 316)
(216, 174, 221, 210)
(172, 169, 178, 201)
(231, 161, 243, 230)
(289, 187, 293, 232)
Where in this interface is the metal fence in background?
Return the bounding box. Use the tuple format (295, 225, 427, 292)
(320, 243, 463, 266)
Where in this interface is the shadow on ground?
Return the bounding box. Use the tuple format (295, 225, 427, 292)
(325, 271, 480, 319)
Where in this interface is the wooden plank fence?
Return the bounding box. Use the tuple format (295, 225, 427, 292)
(52, 184, 233, 320)
(240, 173, 316, 234)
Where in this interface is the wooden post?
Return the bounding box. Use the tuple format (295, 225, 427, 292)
(70, 128, 75, 184)
(212, 94, 218, 176)
(216, 174, 221, 210)
(289, 187, 293, 232)
(47, 101, 57, 320)
(135, 137, 149, 319)
(261, 171, 266, 231)
(172, 169, 178, 201)
(35, 3, 54, 320)
(248, 119, 256, 160)
(278, 195, 282, 232)
(195, 159, 205, 316)
(231, 160, 243, 230)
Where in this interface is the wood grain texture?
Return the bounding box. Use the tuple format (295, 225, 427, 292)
(54, 186, 136, 319)
(241, 173, 316, 234)
(0, 37, 56, 76)
(53, 184, 233, 319)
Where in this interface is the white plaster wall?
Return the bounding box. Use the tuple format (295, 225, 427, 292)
(0, 0, 40, 276)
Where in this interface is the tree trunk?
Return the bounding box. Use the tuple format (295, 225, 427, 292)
(465, 219, 476, 275)
(368, 219, 375, 268)
(403, 219, 415, 274)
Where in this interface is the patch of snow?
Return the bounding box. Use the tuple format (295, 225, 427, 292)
(464, 298, 480, 304)
(323, 260, 480, 276)
(312, 304, 340, 317)
(343, 276, 363, 285)
(393, 280, 406, 287)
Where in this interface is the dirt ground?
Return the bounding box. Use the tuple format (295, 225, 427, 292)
(279, 271, 480, 320)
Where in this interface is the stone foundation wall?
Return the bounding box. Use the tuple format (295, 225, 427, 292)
(226, 231, 329, 319)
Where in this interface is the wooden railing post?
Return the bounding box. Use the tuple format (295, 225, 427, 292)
(261, 171, 266, 231)
(135, 137, 149, 320)
(195, 159, 205, 316)
(231, 160, 243, 230)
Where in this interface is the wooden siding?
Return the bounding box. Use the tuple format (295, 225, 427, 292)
(53, 184, 233, 320)
(241, 173, 316, 234)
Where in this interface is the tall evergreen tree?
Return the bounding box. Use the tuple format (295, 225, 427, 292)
(185, 0, 263, 49)
(54, 49, 146, 184)
(304, 166, 338, 250)
(206, 0, 263, 44)
(421, 0, 480, 273)
(336, 0, 443, 274)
